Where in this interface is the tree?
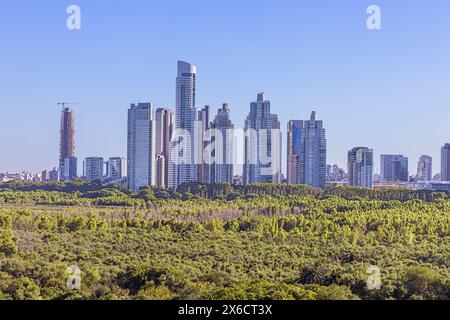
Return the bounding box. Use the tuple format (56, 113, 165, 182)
(0, 228, 17, 257)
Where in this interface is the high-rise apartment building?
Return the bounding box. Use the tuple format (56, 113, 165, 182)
(59, 107, 75, 181)
(84, 157, 104, 181)
(61, 156, 77, 181)
(416, 155, 433, 181)
(244, 93, 282, 184)
(380, 155, 409, 182)
(170, 61, 199, 188)
(198, 105, 211, 184)
(348, 147, 374, 188)
(127, 103, 156, 191)
(441, 144, 450, 182)
(287, 120, 302, 185)
(107, 157, 126, 181)
(287, 112, 326, 188)
(155, 108, 174, 188)
(210, 103, 234, 184)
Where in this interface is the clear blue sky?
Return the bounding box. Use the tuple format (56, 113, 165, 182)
(1, 0, 450, 176)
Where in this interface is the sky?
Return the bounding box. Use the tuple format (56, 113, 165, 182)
(0, 0, 450, 176)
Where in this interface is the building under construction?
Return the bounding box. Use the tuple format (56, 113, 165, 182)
(59, 106, 77, 181)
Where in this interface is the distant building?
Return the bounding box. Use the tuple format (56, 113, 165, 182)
(244, 93, 282, 184)
(155, 108, 174, 188)
(170, 61, 199, 188)
(287, 112, 326, 188)
(441, 144, 450, 181)
(61, 157, 77, 181)
(49, 168, 59, 182)
(327, 165, 346, 182)
(108, 157, 126, 181)
(348, 147, 373, 188)
(416, 155, 433, 181)
(156, 154, 166, 187)
(84, 157, 104, 181)
(198, 105, 212, 184)
(127, 103, 156, 190)
(59, 107, 75, 181)
(41, 170, 49, 182)
(287, 120, 302, 185)
(380, 155, 409, 182)
(412, 181, 450, 193)
(210, 103, 235, 184)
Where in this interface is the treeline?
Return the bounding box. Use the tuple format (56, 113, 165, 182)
(0, 182, 447, 207)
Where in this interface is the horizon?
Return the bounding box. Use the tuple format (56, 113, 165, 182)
(1, 1, 450, 176)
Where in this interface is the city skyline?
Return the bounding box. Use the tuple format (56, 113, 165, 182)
(1, 1, 450, 175)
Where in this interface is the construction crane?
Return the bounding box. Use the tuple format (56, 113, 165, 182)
(57, 102, 83, 109)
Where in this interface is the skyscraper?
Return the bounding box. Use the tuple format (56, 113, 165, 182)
(84, 157, 104, 181)
(198, 105, 211, 184)
(210, 103, 235, 184)
(441, 144, 450, 182)
(287, 112, 326, 188)
(127, 103, 156, 191)
(108, 157, 126, 181)
(287, 121, 302, 185)
(170, 61, 198, 188)
(348, 147, 374, 188)
(380, 155, 409, 182)
(155, 108, 174, 188)
(244, 93, 282, 184)
(59, 107, 76, 181)
(416, 155, 433, 181)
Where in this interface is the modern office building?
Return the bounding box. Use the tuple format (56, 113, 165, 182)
(127, 103, 156, 191)
(155, 108, 174, 188)
(107, 157, 126, 181)
(441, 144, 450, 182)
(59, 107, 76, 181)
(348, 147, 374, 188)
(210, 103, 235, 184)
(84, 157, 104, 181)
(416, 155, 433, 181)
(244, 93, 282, 184)
(287, 112, 326, 188)
(170, 61, 199, 188)
(380, 155, 409, 182)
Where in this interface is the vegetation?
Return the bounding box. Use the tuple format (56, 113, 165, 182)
(0, 182, 448, 300)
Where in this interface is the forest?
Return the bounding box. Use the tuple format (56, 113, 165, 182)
(0, 181, 449, 300)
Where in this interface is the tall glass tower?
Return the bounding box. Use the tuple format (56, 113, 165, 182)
(287, 112, 326, 188)
(170, 61, 199, 188)
(127, 103, 156, 191)
(211, 103, 235, 184)
(244, 93, 282, 185)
